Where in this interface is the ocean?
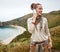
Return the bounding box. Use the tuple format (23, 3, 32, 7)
(0, 25, 26, 44)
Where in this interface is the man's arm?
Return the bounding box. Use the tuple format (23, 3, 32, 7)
(27, 18, 36, 33)
(45, 18, 52, 48)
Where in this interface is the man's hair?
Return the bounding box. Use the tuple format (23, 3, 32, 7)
(31, 3, 41, 10)
(30, 3, 43, 31)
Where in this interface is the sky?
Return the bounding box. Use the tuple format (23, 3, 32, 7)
(0, 0, 60, 22)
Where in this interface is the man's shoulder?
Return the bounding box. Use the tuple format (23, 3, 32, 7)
(27, 17, 47, 22)
(42, 17, 47, 21)
(27, 17, 33, 22)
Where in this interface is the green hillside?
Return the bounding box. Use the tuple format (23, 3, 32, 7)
(2, 10, 60, 30)
(0, 10, 60, 52)
(43, 10, 60, 28)
(2, 13, 33, 29)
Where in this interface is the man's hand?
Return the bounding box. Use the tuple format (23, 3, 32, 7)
(48, 36, 52, 49)
(48, 41, 52, 49)
(32, 13, 37, 24)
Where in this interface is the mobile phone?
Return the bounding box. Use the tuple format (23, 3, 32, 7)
(33, 9, 36, 14)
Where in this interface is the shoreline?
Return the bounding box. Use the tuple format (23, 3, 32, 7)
(1, 25, 26, 45)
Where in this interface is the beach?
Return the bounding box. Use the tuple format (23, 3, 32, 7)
(1, 25, 26, 45)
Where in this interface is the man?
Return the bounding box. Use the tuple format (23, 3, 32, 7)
(27, 3, 52, 52)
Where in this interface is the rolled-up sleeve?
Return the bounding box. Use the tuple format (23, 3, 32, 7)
(45, 18, 51, 37)
(27, 18, 35, 33)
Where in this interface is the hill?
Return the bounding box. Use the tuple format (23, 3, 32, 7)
(0, 10, 60, 52)
(1, 10, 60, 30)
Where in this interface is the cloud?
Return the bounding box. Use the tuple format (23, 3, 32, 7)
(0, 0, 60, 21)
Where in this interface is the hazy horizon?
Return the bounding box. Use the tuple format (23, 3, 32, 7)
(0, 0, 60, 22)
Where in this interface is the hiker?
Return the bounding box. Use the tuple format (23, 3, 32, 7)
(27, 3, 52, 52)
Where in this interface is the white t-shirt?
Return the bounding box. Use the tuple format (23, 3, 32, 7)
(27, 17, 50, 42)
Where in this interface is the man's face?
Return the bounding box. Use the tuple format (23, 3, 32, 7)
(36, 5, 43, 16)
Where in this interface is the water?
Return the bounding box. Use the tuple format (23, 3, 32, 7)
(0, 25, 26, 44)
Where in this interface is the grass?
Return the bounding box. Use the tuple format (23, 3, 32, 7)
(50, 26, 60, 50)
(0, 25, 60, 52)
(0, 10, 60, 52)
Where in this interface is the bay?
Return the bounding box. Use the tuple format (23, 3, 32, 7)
(0, 25, 26, 45)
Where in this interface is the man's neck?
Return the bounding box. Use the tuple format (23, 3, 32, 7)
(36, 15, 42, 18)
